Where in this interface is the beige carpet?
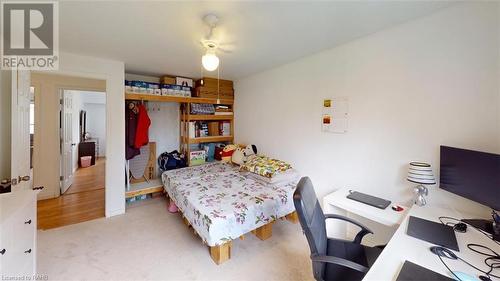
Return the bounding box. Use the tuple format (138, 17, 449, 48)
(37, 197, 313, 281)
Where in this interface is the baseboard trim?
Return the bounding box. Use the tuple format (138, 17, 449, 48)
(106, 208, 125, 218)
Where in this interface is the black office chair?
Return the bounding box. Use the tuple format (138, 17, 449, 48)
(293, 177, 383, 281)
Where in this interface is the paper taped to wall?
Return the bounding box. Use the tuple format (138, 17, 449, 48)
(322, 97, 348, 133)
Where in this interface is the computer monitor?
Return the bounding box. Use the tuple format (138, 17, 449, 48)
(439, 146, 500, 211)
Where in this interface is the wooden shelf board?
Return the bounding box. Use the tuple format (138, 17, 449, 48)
(125, 93, 233, 105)
(190, 97, 234, 105)
(188, 135, 233, 144)
(125, 93, 190, 103)
(183, 114, 233, 121)
(126, 179, 163, 199)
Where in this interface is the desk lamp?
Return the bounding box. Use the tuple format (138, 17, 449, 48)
(407, 162, 436, 206)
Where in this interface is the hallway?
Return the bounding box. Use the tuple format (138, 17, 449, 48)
(37, 158, 105, 230)
(65, 157, 105, 194)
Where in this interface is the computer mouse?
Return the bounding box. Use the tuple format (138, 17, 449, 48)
(453, 222, 467, 233)
(452, 271, 480, 281)
(430, 246, 458, 259)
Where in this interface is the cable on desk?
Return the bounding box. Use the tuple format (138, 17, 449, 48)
(436, 254, 464, 281)
(438, 216, 500, 246)
(436, 217, 500, 280)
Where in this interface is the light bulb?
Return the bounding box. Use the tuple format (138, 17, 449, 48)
(202, 51, 219, 71)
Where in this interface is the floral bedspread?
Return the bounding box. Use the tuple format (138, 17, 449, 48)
(162, 162, 298, 246)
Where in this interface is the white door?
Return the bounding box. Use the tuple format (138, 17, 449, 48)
(10, 69, 32, 191)
(61, 91, 74, 194)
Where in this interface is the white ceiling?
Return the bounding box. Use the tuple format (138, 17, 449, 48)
(60, 1, 453, 80)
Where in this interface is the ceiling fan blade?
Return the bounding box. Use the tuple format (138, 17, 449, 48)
(218, 47, 233, 54)
(218, 41, 237, 47)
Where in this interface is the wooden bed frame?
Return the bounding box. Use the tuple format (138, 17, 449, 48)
(167, 194, 299, 264)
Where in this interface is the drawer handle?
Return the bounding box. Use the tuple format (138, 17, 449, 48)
(0, 249, 5, 255)
(33, 186, 44, 191)
(24, 249, 31, 254)
(25, 219, 32, 224)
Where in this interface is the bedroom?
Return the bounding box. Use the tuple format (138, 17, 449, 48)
(0, 1, 499, 281)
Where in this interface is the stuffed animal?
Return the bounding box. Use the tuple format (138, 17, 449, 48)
(232, 144, 258, 166)
(220, 144, 237, 162)
(231, 147, 245, 165)
(243, 144, 257, 159)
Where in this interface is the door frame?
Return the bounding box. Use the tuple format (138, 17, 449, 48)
(32, 54, 125, 218)
(30, 73, 107, 199)
(55, 86, 107, 198)
(58, 89, 107, 195)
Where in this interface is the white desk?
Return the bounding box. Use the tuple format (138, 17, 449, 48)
(324, 189, 409, 227)
(323, 189, 409, 242)
(363, 205, 500, 281)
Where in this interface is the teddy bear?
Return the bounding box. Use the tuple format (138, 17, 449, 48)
(219, 144, 238, 162)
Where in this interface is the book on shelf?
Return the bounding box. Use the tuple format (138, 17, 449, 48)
(187, 121, 230, 139)
(214, 112, 233, 116)
(188, 122, 196, 137)
(219, 121, 231, 136)
(199, 122, 209, 137)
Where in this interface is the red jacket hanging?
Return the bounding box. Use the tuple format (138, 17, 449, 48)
(134, 104, 151, 149)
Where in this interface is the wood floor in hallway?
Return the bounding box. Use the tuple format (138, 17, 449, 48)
(37, 158, 105, 230)
(66, 158, 105, 194)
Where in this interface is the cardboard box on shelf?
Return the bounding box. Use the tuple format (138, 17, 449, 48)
(196, 77, 233, 89)
(176, 77, 193, 87)
(161, 76, 176, 85)
(194, 86, 234, 99)
(208, 122, 220, 136)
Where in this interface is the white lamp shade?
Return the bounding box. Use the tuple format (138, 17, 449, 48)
(407, 162, 436, 185)
(202, 52, 219, 71)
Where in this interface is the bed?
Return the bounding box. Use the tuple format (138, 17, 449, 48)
(161, 161, 300, 264)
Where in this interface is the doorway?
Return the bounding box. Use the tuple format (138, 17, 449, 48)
(61, 90, 106, 196)
(31, 73, 107, 229)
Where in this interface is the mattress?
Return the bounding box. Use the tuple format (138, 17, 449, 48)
(162, 162, 298, 246)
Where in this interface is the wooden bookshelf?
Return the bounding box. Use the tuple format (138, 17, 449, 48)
(125, 93, 234, 105)
(125, 84, 235, 167)
(187, 135, 233, 144)
(183, 114, 233, 121)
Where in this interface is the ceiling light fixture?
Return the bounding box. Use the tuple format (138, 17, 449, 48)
(202, 48, 219, 71)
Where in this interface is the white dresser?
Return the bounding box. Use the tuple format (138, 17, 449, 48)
(0, 189, 37, 278)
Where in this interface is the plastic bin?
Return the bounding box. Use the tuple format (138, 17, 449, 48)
(81, 156, 92, 168)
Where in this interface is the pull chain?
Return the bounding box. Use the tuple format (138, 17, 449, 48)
(217, 64, 220, 104)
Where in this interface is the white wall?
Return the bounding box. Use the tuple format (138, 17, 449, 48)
(83, 103, 106, 157)
(79, 91, 107, 157)
(148, 102, 180, 157)
(46, 52, 125, 217)
(80, 91, 106, 104)
(235, 3, 500, 218)
(0, 71, 12, 180)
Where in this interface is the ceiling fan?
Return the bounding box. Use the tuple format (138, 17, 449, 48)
(200, 14, 235, 71)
